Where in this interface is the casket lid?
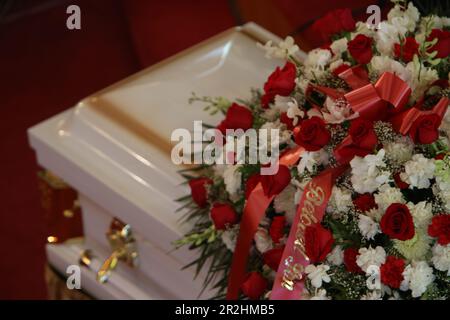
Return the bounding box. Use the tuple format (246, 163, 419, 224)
(29, 23, 305, 258)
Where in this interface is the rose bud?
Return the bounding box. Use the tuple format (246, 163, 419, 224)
(188, 177, 212, 208)
(216, 103, 253, 134)
(304, 223, 334, 264)
(353, 193, 377, 212)
(348, 34, 373, 64)
(409, 114, 441, 145)
(263, 246, 285, 271)
(380, 256, 405, 289)
(210, 203, 238, 230)
(260, 164, 291, 197)
(428, 214, 450, 245)
(343, 247, 363, 274)
(241, 272, 268, 300)
(269, 216, 286, 244)
(380, 203, 415, 241)
(261, 62, 296, 108)
(294, 116, 331, 151)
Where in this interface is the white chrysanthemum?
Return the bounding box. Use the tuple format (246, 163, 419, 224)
(408, 201, 433, 229)
(350, 149, 390, 194)
(221, 225, 239, 252)
(370, 55, 411, 82)
(374, 184, 405, 212)
(305, 264, 331, 288)
(400, 154, 435, 189)
(322, 97, 354, 124)
(327, 245, 344, 266)
(356, 246, 386, 273)
(384, 136, 414, 164)
(257, 36, 299, 59)
(431, 244, 450, 276)
(329, 186, 353, 212)
(360, 291, 382, 300)
(330, 38, 348, 58)
(274, 184, 297, 223)
(358, 215, 380, 240)
(400, 261, 435, 298)
(297, 149, 329, 173)
(254, 228, 273, 253)
(394, 230, 432, 261)
(223, 164, 242, 197)
(406, 62, 439, 100)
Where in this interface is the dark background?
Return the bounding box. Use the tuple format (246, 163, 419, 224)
(0, 0, 395, 299)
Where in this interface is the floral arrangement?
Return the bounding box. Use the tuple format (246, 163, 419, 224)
(176, 1, 450, 300)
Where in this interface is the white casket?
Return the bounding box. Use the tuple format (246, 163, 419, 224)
(28, 23, 306, 299)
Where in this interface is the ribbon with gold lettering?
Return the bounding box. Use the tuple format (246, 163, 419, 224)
(226, 147, 304, 300)
(270, 165, 347, 300)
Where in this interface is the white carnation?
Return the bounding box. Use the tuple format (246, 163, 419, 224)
(330, 38, 348, 58)
(406, 62, 439, 100)
(374, 184, 405, 212)
(400, 261, 435, 298)
(370, 55, 411, 82)
(383, 136, 414, 164)
(305, 264, 331, 288)
(408, 201, 433, 228)
(356, 246, 386, 273)
(327, 245, 344, 266)
(400, 154, 435, 189)
(431, 244, 450, 276)
(350, 149, 390, 194)
(358, 215, 380, 240)
(303, 48, 331, 79)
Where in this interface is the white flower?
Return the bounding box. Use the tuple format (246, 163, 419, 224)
(274, 95, 295, 113)
(297, 150, 329, 173)
(431, 244, 450, 276)
(370, 56, 411, 82)
(406, 62, 439, 100)
(394, 230, 432, 261)
(257, 36, 299, 59)
(360, 291, 383, 300)
(400, 154, 435, 189)
(223, 164, 242, 197)
(296, 77, 310, 94)
(285, 98, 304, 126)
(374, 184, 405, 212)
(274, 184, 297, 223)
(305, 264, 331, 288)
(400, 261, 435, 298)
(408, 201, 433, 229)
(327, 245, 344, 266)
(254, 228, 273, 253)
(322, 97, 355, 124)
(329, 186, 353, 212)
(303, 48, 331, 79)
(350, 149, 390, 194)
(366, 207, 384, 222)
(356, 246, 386, 273)
(384, 136, 414, 164)
(221, 225, 239, 252)
(309, 289, 331, 300)
(330, 38, 348, 58)
(358, 215, 380, 240)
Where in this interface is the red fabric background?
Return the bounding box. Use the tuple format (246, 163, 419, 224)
(0, 0, 386, 299)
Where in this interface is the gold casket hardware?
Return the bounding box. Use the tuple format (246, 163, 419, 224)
(97, 218, 139, 283)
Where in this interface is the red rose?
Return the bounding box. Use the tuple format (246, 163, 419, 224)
(353, 193, 377, 212)
(335, 118, 378, 163)
(380, 203, 415, 241)
(428, 214, 450, 245)
(245, 173, 261, 199)
(311, 8, 356, 42)
(344, 248, 363, 274)
(380, 256, 405, 289)
(260, 164, 291, 197)
(394, 37, 419, 63)
(409, 114, 441, 144)
(280, 112, 295, 130)
(269, 216, 286, 243)
(216, 103, 253, 134)
(188, 177, 212, 208)
(241, 272, 268, 300)
(294, 116, 331, 151)
(304, 224, 334, 264)
(393, 172, 409, 189)
(263, 246, 285, 271)
(210, 203, 238, 230)
(427, 29, 450, 58)
(348, 34, 373, 64)
(261, 62, 296, 108)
